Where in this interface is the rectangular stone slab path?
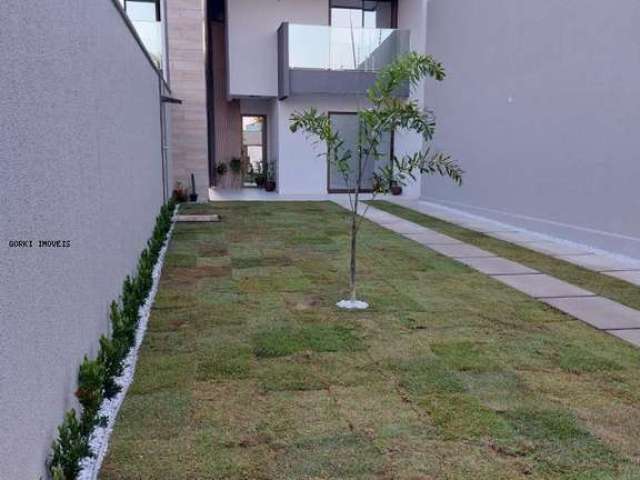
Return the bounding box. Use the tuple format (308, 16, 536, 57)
(334, 200, 640, 348)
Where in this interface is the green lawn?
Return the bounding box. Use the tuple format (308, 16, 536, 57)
(368, 200, 640, 311)
(102, 202, 640, 479)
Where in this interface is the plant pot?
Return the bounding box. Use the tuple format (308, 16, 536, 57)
(264, 181, 276, 192)
(172, 190, 187, 203)
(255, 175, 266, 188)
(390, 184, 403, 196)
(189, 193, 198, 202)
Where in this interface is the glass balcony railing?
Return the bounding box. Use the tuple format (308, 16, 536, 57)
(287, 24, 410, 72)
(132, 20, 163, 70)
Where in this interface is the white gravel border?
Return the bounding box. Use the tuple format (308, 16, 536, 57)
(77, 210, 177, 480)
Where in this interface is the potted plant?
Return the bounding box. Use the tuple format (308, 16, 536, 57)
(264, 160, 276, 192)
(254, 163, 266, 188)
(216, 163, 228, 176)
(172, 181, 187, 203)
(390, 181, 403, 196)
(230, 157, 242, 175)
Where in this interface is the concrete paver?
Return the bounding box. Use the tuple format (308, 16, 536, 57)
(402, 231, 464, 246)
(428, 243, 498, 259)
(609, 329, 640, 347)
(543, 296, 640, 330)
(603, 270, 640, 287)
(490, 231, 548, 244)
(526, 242, 594, 256)
(459, 257, 539, 275)
(557, 254, 640, 272)
(493, 274, 594, 299)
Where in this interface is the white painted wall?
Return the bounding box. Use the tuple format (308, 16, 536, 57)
(422, 0, 640, 258)
(277, 94, 422, 197)
(226, 0, 328, 98)
(0, 2, 165, 478)
(393, 0, 429, 198)
(269, 99, 280, 184)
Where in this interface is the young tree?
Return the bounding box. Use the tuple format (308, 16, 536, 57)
(290, 52, 464, 309)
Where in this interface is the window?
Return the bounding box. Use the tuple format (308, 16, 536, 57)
(124, 0, 160, 22)
(124, 0, 164, 69)
(328, 112, 393, 192)
(330, 0, 396, 29)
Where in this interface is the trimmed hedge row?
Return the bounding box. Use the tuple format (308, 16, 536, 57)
(49, 199, 176, 479)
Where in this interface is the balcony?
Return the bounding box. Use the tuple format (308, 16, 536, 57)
(278, 23, 410, 99)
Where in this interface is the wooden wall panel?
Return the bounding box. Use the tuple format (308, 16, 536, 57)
(211, 21, 242, 189)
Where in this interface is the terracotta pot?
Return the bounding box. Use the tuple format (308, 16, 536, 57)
(390, 184, 402, 196)
(264, 181, 276, 192)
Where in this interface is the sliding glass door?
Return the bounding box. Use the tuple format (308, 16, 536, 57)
(328, 112, 392, 193)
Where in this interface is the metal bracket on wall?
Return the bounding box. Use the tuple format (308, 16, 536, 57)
(161, 95, 183, 104)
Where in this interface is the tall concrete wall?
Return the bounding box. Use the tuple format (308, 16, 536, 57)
(0, 2, 166, 478)
(422, 0, 640, 258)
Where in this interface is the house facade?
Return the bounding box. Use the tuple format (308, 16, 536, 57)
(157, 0, 429, 198)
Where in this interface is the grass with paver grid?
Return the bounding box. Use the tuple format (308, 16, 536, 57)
(102, 201, 640, 479)
(368, 200, 640, 311)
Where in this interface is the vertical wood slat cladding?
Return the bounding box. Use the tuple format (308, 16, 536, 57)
(166, 0, 210, 193)
(211, 21, 242, 189)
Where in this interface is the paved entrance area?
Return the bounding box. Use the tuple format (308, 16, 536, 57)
(336, 200, 640, 348)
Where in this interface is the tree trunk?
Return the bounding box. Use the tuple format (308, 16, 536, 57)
(349, 205, 358, 301)
(350, 144, 363, 302)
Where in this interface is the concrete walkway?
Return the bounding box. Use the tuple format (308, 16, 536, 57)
(335, 200, 640, 348)
(389, 199, 640, 284)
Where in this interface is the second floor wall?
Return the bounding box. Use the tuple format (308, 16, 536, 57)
(227, 0, 328, 98)
(226, 0, 423, 99)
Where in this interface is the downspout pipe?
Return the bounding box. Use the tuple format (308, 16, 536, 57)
(158, 79, 183, 203)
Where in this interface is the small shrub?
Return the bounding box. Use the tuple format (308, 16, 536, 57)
(49, 410, 91, 479)
(110, 301, 135, 359)
(136, 248, 154, 300)
(76, 356, 106, 434)
(98, 335, 123, 399)
(51, 465, 66, 480)
(121, 275, 140, 324)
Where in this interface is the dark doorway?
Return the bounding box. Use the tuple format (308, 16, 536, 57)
(241, 115, 267, 188)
